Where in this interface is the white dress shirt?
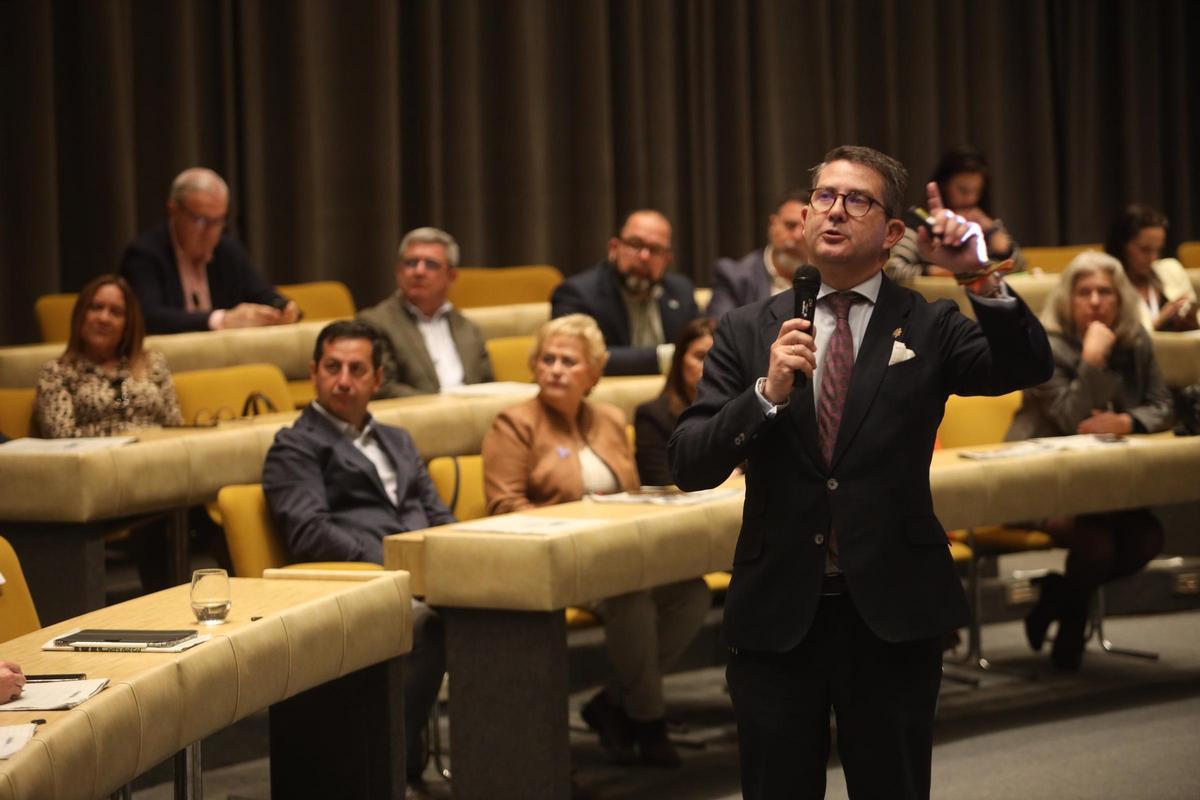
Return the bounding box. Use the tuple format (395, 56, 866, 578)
(312, 401, 399, 506)
(405, 300, 466, 390)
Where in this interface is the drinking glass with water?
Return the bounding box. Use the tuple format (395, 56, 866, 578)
(190, 568, 231, 625)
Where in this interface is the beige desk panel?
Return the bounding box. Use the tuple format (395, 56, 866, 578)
(0, 573, 411, 800)
(0, 376, 663, 522)
(0, 305, 550, 390)
(388, 435, 1200, 611)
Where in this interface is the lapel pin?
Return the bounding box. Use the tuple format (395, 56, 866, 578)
(892, 327, 902, 339)
(667, 298, 680, 310)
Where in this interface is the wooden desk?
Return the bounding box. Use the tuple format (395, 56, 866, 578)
(0, 572, 412, 800)
(384, 433, 1200, 799)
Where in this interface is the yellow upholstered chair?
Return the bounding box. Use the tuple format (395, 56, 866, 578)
(34, 293, 77, 343)
(1021, 244, 1101, 273)
(427, 455, 488, 523)
(0, 388, 37, 439)
(484, 336, 535, 383)
(1178, 241, 1200, 269)
(277, 281, 356, 321)
(939, 392, 1052, 675)
(0, 535, 40, 642)
(216, 484, 382, 577)
(172, 363, 293, 424)
(449, 265, 563, 308)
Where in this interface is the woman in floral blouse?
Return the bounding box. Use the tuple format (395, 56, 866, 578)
(36, 274, 182, 437)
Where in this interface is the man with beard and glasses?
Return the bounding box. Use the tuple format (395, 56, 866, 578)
(551, 210, 700, 375)
(708, 189, 810, 321)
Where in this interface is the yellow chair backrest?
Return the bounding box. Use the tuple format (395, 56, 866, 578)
(172, 363, 293, 424)
(216, 484, 289, 578)
(1178, 241, 1200, 270)
(1021, 244, 1101, 273)
(0, 535, 41, 641)
(428, 455, 487, 521)
(0, 388, 37, 439)
(938, 392, 1023, 449)
(485, 336, 535, 383)
(277, 281, 356, 321)
(34, 293, 77, 344)
(449, 265, 563, 309)
(216, 483, 383, 577)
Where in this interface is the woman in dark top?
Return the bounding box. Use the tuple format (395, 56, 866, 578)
(634, 317, 716, 485)
(1006, 252, 1173, 670)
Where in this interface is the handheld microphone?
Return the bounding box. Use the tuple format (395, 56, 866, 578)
(793, 264, 821, 324)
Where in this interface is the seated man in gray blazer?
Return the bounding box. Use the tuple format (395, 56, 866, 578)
(707, 189, 809, 321)
(263, 320, 455, 790)
(358, 227, 493, 397)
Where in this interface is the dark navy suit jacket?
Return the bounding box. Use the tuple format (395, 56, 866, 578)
(670, 275, 1053, 650)
(120, 223, 285, 334)
(551, 260, 700, 375)
(262, 405, 455, 564)
(707, 248, 772, 321)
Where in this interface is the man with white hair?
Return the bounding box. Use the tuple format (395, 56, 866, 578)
(358, 226, 493, 397)
(120, 167, 299, 333)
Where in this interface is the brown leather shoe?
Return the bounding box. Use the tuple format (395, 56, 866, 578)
(581, 691, 636, 764)
(633, 718, 682, 768)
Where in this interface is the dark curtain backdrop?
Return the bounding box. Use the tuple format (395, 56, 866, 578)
(2, 0, 1197, 345)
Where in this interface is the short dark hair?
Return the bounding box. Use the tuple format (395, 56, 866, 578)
(1104, 204, 1170, 268)
(929, 145, 992, 214)
(809, 145, 908, 219)
(313, 320, 385, 369)
(775, 187, 810, 211)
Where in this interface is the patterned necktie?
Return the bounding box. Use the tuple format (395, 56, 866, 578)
(817, 292, 863, 468)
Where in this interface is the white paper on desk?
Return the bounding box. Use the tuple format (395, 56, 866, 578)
(0, 436, 136, 453)
(957, 440, 1058, 460)
(1037, 433, 1130, 451)
(587, 487, 746, 506)
(441, 382, 538, 398)
(0, 679, 109, 711)
(0, 724, 38, 759)
(452, 515, 599, 535)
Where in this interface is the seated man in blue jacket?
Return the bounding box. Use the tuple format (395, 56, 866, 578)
(551, 209, 699, 375)
(120, 167, 299, 334)
(263, 320, 454, 790)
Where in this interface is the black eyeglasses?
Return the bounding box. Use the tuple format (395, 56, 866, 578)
(177, 201, 227, 229)
(618, 237, 672, 258)
(808, 187, 883, 218)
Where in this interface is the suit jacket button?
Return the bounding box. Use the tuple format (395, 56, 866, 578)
(826, 478, 839, 490)
(814, 533, 825, 545)
(734, 433, 746, 446)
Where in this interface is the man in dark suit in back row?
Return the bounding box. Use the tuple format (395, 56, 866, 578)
(551, 209, 700, 375)
(262, 320, 454, 794)
(707, 189, 810, 321)
(120, 167, 300, 334)
(670, 145, 1054, 799)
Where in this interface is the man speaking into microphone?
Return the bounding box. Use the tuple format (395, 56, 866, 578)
(669, 145, 1053, 799)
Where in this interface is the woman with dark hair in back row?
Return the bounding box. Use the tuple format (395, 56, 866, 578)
(1104, 204, 1198, 332)
(886, 145, 1026, 281)
(633, 317, 717, 486)
(36, 274, 182, 438)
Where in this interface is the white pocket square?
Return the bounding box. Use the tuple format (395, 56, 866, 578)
(888, 341, 917, 366)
